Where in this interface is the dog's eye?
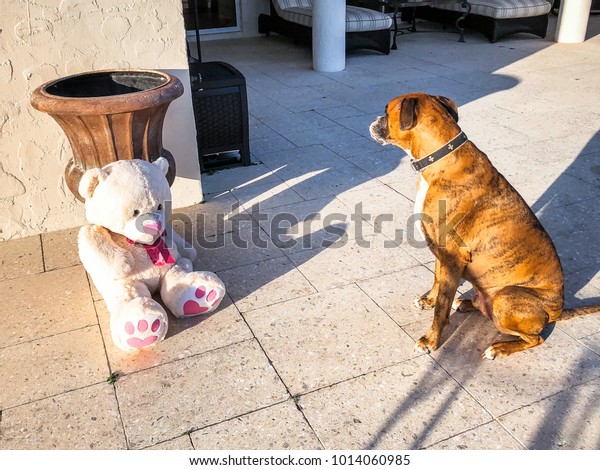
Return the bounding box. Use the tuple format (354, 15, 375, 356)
(133, 210, 140, 217)
(157, 204, 162, 211)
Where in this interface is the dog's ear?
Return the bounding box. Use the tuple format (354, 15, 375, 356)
(434, 95, 459, 123)
(400, 97, 419, 131)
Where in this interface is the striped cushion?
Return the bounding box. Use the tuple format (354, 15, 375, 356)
(433, 0, 551, 19)
(346, 6, 393, 32)
(272, 0, 312, 18)
(275, 1, 392, 32)
(280, 6, 313, 27)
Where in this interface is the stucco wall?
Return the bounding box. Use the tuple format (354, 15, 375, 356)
(0, 0, 203, 241)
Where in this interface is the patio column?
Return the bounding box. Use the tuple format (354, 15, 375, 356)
(555, 0, 592, 43)
(312, 0, 345, 72)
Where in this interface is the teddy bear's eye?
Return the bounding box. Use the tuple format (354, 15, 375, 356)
(133, 210, 140, 217)
(157, 204, 162, 211)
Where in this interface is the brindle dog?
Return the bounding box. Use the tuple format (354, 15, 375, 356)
(370, 92, 599, 359)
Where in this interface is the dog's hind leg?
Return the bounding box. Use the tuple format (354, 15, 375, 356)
(415, 259, 465, 353)
(484, 286, 551, 359)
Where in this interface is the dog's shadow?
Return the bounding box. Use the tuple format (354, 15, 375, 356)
(533, 130, 600, 310)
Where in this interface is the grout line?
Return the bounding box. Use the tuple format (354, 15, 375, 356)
(38, 234, 47, 273)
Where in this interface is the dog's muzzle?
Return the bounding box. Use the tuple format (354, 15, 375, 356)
(369, 116, 389, 145)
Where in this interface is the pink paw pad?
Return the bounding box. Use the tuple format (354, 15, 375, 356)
(183, 286, 222, 316)
(124, 319, 161, 349)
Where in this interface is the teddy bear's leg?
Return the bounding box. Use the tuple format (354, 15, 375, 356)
(106, 282, 169, 352)
(160, 265, 226, 319)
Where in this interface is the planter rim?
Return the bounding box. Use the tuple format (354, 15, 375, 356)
(31, 69, 184, 115)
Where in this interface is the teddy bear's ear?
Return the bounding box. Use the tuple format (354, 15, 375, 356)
(153, 157, 169, 176)
(78, 168, 105, 200)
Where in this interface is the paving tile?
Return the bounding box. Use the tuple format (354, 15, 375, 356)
(257, 143, 363, 180)
(499, 162, 598, 210)
(0, 383, 125, 450)
(537, 203, 600, 274)
(325, 135, 385, 160)
(0, 235, 43, 281)
(251, 197, 376, 255)
(146, 436, 194, 450)
(336, 183, 433, 264)
(201, 163, 280, 195)
(174, 193, 254, 239)
(299, 356, 490, 449)
(403, 314, 600, 417)
(267, 86, 342, 113)
(217, 257, 316, 313)
(193, 226, 286, 273)
(192, 401, 322, 450)
(556, 277, 600, 341)
(0, 326, 109, 409)
(579, 332, 600, 355)
(356, 265, 441, 327)
(284, 124, 361, 148)
(498, 378, 600, 449)
(244, 284, 417, 395)
(316, 105, 364, 120)
(564, 150, 600, 189)
(344, 148, 416, 191)
(41, 227, 80, 271)
(427, 421, 522, 450)
(250, 134, 298, 158)
(231, 180, 305, 211)
(116, 340, 288, 449)
(288, 234, 420, 291)
(97, 295, 253, 375)
(0, 265, 97, 348)
(260, 110, 336, 136)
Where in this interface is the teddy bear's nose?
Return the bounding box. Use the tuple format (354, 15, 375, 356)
(142, 219, 162, 235)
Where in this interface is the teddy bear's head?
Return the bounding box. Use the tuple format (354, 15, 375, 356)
(79, 158, 171, 245)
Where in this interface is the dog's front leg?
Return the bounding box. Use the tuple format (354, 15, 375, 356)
(415, 258, 441, 310)
(415, 259, 465, 353)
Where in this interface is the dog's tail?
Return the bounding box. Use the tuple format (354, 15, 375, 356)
(557, 305, 600, 322)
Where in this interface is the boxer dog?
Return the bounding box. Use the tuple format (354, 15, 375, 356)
(370, 92, 599, 359)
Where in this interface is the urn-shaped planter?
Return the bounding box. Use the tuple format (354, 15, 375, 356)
(31, 69, 183, 201)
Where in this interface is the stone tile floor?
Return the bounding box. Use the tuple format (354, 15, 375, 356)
(1, 15, 600, 450)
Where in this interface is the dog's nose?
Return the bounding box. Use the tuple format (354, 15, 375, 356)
(142, 219, 162, 235)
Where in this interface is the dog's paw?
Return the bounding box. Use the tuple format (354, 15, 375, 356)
(483, 343, 509, 360)
(414, 336, 438, 354)
(452, 297, 475, 312)
(414, 295, 435, 310)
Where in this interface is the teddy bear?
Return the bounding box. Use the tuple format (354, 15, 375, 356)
(77, 157, 226, 352)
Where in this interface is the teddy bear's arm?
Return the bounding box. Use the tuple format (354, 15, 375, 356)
(78, 225, 135, 278)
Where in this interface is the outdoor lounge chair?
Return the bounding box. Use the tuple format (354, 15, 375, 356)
(416, 0, 552, 43)
(258, 0, 393, 54)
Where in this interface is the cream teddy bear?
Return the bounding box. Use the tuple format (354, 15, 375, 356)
(78, 157, 225, 352)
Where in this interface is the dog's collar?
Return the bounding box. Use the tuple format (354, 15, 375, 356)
(411, 132, 468, 172)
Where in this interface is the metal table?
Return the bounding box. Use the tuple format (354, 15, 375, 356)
(380, 0, 471, 48)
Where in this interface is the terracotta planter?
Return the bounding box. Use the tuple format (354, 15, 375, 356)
(31, 69, 184, 201)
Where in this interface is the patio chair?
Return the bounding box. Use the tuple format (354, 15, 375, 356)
(258, 0, 393, 54)
(417, 0, 552, 43)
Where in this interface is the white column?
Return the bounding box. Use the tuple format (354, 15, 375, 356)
(312, 0, 346, 72)
(555, 0, 592, 43)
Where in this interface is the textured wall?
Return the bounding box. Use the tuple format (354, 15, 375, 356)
(0, 0, 202, 240)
